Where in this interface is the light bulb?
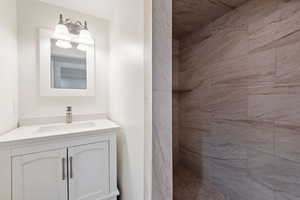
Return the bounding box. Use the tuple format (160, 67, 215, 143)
(77, 43, 89, 51)
(53, 24, 71, 41)
(78, 29, 93, 45)
(56, 40, 72, 49)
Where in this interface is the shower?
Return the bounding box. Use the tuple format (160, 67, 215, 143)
(172, 0, 300, 199)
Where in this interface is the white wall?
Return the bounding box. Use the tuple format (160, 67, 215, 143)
(0, 0, 18, 134)
(109, 0, 145, 199)
(17, 0, 109, 120)
(144, 0, 152, 199)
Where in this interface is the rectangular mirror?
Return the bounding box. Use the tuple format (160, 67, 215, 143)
(40, 29, 95, 96)
(50, 39, 87, 89)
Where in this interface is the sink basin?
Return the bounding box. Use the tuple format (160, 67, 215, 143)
(37, 122, 95, 133)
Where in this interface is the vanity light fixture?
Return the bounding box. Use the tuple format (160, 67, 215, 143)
(53, 14, 71, 40)
(78, 21, 93, 45)
(53, 14, 93, 50)
(53, 14, 72, 48)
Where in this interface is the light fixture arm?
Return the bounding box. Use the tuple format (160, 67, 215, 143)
(84, 21, 88, 30)
(59, 14, 64, 24)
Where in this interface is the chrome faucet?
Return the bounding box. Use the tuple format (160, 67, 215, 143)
(66, 106, 72, 123)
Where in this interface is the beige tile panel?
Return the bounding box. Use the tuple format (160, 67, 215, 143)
(179, 63, 211, 90)
(179, 147, 212, 180)
(277, 40, 300, 85)
(173, 0, 231, 38)
(210, 157, 275, 200)
(249, 0, 300, 52)
(174, 164, 225, 200)
(180, 28, 249, 72)
(179, 127, 207, 155)
(179, 82, 212, 113)
(248, 150, 300, 199)
(275, 123, 300, 163)
(179, 111, 212, 130)
(179, 25, 212, 49)
(213, 0, 279, 32)
(209, 85, 248, 120)
(210, 49, 275, 86)
(210, 120, 274, 153)
(248, 95, 300, 124)
(275, 192, 300, 200)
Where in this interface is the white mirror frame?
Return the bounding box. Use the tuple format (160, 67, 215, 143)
(39, 28, 95, 96)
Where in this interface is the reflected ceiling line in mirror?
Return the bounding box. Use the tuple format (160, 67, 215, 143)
(53, 14, 94, 50)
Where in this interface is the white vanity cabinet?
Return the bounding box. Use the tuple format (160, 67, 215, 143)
(0, 120, 119, 200)
(68, 142, 110, 200)
(12, 149, 68, 200)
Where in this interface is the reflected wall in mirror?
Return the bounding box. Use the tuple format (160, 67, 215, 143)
(50, 39, 87, 89)
(40, 29, 95, 96)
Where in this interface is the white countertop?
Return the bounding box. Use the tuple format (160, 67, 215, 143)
(0, 119, 120, 145)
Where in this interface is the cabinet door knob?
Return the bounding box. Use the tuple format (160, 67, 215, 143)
(62, 158, 66, 180)
(70, 156, 74, 179)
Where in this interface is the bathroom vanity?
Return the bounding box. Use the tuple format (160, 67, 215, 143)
(0, 119, 119, 200)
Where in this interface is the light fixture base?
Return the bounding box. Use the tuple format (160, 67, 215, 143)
(65, 19, 83, 35)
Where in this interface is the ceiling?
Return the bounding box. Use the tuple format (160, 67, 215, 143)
(39, 0, 113, 20)
(39, 0, 248, 37)
(173, 0, 249, 38)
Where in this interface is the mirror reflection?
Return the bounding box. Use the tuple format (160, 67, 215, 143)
(50, 39, 87, 89)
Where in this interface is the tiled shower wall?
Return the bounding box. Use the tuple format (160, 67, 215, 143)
(179, 0, 300, 199)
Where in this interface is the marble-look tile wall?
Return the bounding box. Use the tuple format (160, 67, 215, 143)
(179, 0, 300, 199)
(152, 0, 172, 199)
(173, 39, 180, 166)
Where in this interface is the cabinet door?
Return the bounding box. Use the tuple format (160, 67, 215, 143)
(68, 142, 110, 200)
(12, 149, 68, 200)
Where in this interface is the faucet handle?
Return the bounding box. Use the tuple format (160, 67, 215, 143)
(66, 106, 72, 112)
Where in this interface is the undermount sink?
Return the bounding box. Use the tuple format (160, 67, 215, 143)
(37, 122, 96, 133)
